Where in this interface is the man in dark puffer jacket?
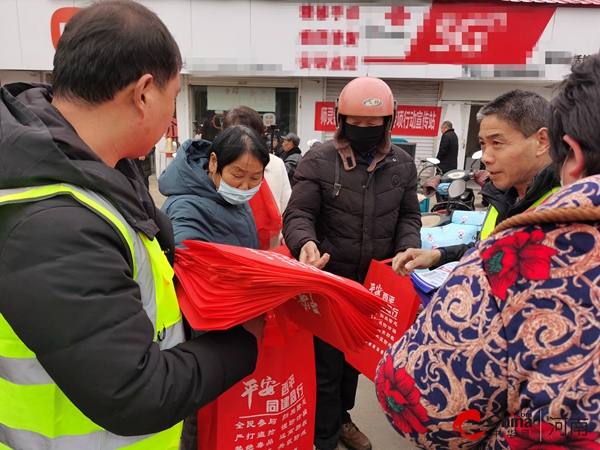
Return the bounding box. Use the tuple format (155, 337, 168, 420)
(283, 77, 422, 450)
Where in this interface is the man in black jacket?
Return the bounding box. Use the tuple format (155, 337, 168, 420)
(0, 2, 263, 449)
(393, 90, 560, 275)
(436, 121, 459, 174)
(281, 132, 303, 185)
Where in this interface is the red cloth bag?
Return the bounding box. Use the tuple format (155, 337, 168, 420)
(345, 258, 421, 381)
(248, 179, 282, 250)
(197, 315, 316, 450)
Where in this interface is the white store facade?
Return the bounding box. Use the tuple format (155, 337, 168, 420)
(2, 0, 599, 176)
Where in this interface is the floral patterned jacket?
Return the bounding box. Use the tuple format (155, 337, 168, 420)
(375, 175, 600, 449)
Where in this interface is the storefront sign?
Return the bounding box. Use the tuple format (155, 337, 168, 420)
(50, 7, 81, 50)
(314, 102, 337, 132)
(298, 3, 555, 70)
(207, 86, 276, 112)
(392, 105, 441, 137)
(263, 112, 277, 126)
(314, 102, 441, 137)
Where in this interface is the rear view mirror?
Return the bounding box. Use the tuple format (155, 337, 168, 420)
(447, 179, 467, 199)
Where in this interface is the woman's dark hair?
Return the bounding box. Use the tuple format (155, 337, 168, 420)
(222, 106, 265, 137)
(211, 125, 270, 174)
(549, 54, 600, 176)
(53, 0, 182, 105)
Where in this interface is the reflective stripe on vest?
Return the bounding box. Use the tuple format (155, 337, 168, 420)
(0, 184, 184, 450)
(480, 187, 561, 239)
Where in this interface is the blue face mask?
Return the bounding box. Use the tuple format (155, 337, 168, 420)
(217, 178, 262, 205)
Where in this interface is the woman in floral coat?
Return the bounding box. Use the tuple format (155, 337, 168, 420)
(376, 54, 600, 449)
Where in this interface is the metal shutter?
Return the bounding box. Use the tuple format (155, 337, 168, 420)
(324, 78, 441, 163)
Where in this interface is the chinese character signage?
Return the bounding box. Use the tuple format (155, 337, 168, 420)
(345, 259, 421, 380)
(314, 102, 337, 132)
(198, 327, 316, 450)
(314, 102, 442, 137)
(207, 86, 276, 112)
(392, 105, 442, 137)
(297, 3, 555, 71)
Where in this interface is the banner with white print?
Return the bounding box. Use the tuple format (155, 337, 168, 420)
(197, 318, 316, 450)
(314, 102, 442, 136)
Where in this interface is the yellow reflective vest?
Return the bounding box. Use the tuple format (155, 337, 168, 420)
(0, 184, 184, 450)
(480, 187, 561, 239)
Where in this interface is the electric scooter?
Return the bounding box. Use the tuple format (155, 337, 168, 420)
(422, 151, 482, 228)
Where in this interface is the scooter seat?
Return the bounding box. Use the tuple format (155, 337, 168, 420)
(421, 213, 447, 228)
(421, 223, 480, 250)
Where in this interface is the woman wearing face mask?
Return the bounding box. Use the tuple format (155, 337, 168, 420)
(159, 125, 269, 249)
(159, 125, 269, 450)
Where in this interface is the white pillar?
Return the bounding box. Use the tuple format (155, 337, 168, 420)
(155, 74, 189, 178)
(297, 78, 325, 155)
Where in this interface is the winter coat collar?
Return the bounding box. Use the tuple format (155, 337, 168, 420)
(282, 146, 302, 160)
(480, 163, 560, 221)
(332, 117, 392, 173)
(0, 83, 159, 238)
(158, 138, 239, 208)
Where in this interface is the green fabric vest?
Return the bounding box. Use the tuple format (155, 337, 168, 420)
(480, 187, 560, 239)
(0, 184, 184, 450)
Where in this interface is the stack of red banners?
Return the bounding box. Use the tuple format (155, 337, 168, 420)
(174, 240, 388, 353)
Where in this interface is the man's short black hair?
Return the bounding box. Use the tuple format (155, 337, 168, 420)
(477, 89, 549, 138)
(549, 53, 600, 177)
(211, 125, 270, 175)
(52, 0, 182, 105)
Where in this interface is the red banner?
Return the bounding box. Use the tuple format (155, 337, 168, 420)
(314, 101, 442, 137)
(314, 101, 337, 132)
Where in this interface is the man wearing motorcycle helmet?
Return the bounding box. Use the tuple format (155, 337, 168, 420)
(282, 77, 422, 450)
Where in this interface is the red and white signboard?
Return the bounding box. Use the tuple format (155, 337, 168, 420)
(298, 3, 556, 71)
(50, 7, 81, 50)
(315, 101, 441, 137)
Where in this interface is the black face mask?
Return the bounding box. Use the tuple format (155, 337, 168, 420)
(344, 123, 385, 154)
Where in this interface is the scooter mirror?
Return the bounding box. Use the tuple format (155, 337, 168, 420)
(472, 150, 483, 160)
(448, 179, 467, 199)
(427, 157, 440, 165)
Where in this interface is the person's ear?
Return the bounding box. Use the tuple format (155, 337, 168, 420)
(563, 135, 586, 179)
(133, 74, 154, 120)
(535, 127, 551, 157)
(208, 152, 218, 174)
